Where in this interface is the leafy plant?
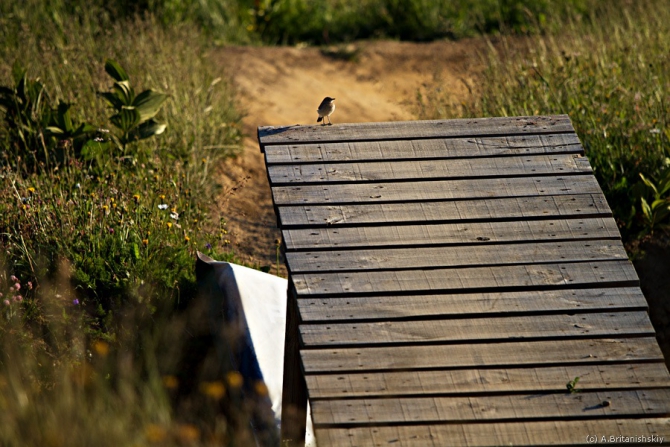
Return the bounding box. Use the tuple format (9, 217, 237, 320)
(99, 59, 168, 152)
(638, 159, 670, 235)
(566, 376, 580, 394)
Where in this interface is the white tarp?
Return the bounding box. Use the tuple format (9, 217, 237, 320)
(199, 254, 315, 446)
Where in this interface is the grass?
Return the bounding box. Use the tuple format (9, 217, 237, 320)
(421, 0, 670, 241)
(0, 2, 263, 445)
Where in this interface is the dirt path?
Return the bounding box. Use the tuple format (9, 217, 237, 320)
(210, 39, 486, 273)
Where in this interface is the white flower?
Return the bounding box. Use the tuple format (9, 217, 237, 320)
(170, 212, 179, 220)
(650, 128, 661, 134)
(158, 204, 168, 210)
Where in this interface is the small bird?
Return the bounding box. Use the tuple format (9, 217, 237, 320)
(316, 97, 336, 125)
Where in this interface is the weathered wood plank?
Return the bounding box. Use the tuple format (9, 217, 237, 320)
(258, 115, 573, 146)
(283, 217, 620, 250)
(286, 240, 628, 273)
(310, 389, 670, 425)
(292, 260, 639, 296)
(300, 337, 664, 373)
(297, 287, 648, 322)
(268, 154, 591, 185)
(279, 193, 611, 226)
(272, 176, 604, 205)
(315, 418, 670, 447)
(265, 134, 583, 164)
(299, 312, 655, 347)
(306, 363, 670, 399)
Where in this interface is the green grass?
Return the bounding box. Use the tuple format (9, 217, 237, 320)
(421, 0, 670, 241)
(0, 3, 257, 445)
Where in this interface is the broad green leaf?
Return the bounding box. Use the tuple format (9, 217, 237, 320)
(132, 90, 168, 122)
(112, 81, 134, 105)
(99, 91, 124, 110)
(129, 119, 166, 141)
(104, 59, 129, 82)
(55, 101, 73, 132)
(110, 108, 141, 133)
(641, 197, 652, 220)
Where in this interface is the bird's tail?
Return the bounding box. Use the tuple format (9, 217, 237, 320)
(317, 116, 323, 123)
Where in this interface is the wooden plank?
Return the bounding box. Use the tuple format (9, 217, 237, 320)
(309, 389, 670, 425)
(283, 217, 621, 250)
(315, 418, 670, 447)
(272, 176, 604, 206)
(279, 193, 611, 226)
(297, 287, 648, 322)
(292, 260, 639, 296)
(286, 240, 628, 273)
(267, 154, 591, 185)
(299, 312, 655, 347)
(264, 134, 583, 164)
(300, 337, 664, 373)
(306, 363, 670, 399)
(258, 115, 574, 146)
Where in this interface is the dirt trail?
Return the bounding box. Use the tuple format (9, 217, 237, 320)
(210, 39, 486, 271)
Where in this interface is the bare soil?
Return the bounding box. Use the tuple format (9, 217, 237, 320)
(210, 39, 486, 271)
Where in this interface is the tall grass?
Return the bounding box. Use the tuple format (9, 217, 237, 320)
(423, 0, 670, 241)
(0, 2, 259, 445)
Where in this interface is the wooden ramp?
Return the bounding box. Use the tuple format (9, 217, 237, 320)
(258, 115, 670, 446)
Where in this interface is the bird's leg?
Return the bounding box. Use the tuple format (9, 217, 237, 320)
(327, 116, 333, 126)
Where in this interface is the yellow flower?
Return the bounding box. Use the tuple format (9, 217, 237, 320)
(226, 371, 243, 388)
(201, 158, 207, 164)
(112, 203, 117, 208)
(133, 194, 140, 202)
(27, 187, 36, 194)
(159, 194, 165, 200)
(144, 424, 167, 443)
(199, 381, 226, 400)
(184, 235, 190, 242)
(166, 222, 172, 229)
(162, 375, 179, 389)
(90, 192, 96, 198)
(142, 239, 149, 246)
(93, 340, 109, 357)
(102, 205, 108, 211)
(175, 424, 200, 443)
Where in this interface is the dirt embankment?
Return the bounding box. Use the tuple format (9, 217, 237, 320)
(210, 39, 486, 270)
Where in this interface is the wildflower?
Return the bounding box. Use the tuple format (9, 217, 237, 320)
(75, 183, 81, 189)
(102, 205, 108, 211)
(184, 235, 190, 242)
(93, 340, 109, 357)
(3, 299, 9, 306)
(73, 299, 80, 305)
(145, 424, 167, 443)
(226, 371, 243, 388)
(133, 194, 140, 202)
(13, 283, 20, 291)
(27, 187, 35, 194)
(205, 242, 212, 250)
(142, 239, 149, 246)
(199, 381, 225, 400)
(158, 204, 168, 210)
(170, 212, 179, 220)
(159, 194, 165, 200)
(90, 192, 96, 198)
(27, 282, 32, 290)
(162, 375, 179, 389)
(109, 227, 114, 234)
(13, 295, 22, 303)
(201, 158, 207, 164)
(10, 275, 17, 282)
(166, 222, 172, 229)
